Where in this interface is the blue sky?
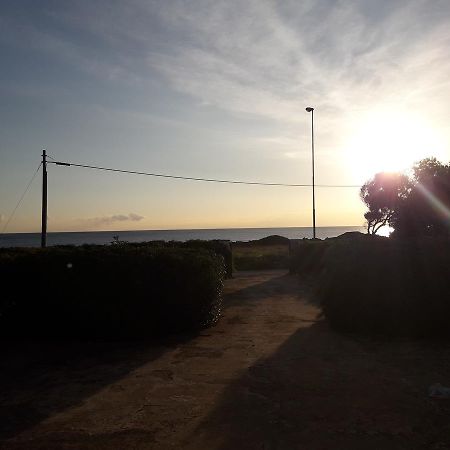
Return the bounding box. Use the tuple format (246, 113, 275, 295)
(1, 0, 449, 232)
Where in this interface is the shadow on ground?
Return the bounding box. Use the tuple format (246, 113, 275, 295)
(0, 335, 192, 440)
(188, 321, 450, 450)
(3, 270, 450, 450)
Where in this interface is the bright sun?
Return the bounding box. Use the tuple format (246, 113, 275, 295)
(344, 111, 446, 181)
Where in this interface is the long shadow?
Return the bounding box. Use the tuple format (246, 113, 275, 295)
(0, 271, 294, 442)
(188, 321, 450, 450)
(0, 272, 293, 442)
(0, 334, 192, 441)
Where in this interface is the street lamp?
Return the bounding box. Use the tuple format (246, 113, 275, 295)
(305, 107, 316, 239)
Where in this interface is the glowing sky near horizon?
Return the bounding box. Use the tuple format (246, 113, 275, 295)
(1, 0, 449, 232)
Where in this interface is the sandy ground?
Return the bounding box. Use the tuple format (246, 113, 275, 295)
(1, 270, 450, 450)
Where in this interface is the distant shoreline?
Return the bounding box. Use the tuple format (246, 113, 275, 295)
(1, 225, 362, 236)
(0, 226, 366, 248)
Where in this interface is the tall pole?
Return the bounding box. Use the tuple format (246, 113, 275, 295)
(306, 107, 316, 239)
(41, 149, 47, 248)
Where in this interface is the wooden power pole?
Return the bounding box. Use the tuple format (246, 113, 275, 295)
(41, 149, 47, 248)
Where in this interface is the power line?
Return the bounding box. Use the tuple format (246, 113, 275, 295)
(48, 159, 361, 188)
(1, 162, 42, 234)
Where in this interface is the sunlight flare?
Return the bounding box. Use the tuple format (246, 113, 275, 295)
(416, 183, 450, 224)
(344, 110, 446, 181)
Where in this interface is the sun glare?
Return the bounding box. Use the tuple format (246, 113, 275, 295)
(344, 111, 446, 182)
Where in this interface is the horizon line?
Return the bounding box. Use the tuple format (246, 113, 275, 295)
(1, 225, 365, 235)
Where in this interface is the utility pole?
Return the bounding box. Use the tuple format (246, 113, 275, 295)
(41, 149, 47, 248)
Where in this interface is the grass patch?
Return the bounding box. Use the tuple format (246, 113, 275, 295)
(232, 242, 289, 270)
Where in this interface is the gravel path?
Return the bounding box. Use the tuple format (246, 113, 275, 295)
(1, 270, 450, 449)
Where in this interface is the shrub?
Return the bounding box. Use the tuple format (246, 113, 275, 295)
(181, 240, 232, 278)
(256, 235, 290, 246)
(288, 239, 331, 275)
(129, 240, 233, 278)
(0, 245, 225, 339)
(289, 234, 383, 275)
(317, 238, 450, 336)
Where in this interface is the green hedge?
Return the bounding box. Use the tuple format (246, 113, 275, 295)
(289, 234, 377, 275)
(317, 239, 450, 336)
(0, 245, 225, 338)
(126, 240, 233, 278)
(289, 239, 332, 275)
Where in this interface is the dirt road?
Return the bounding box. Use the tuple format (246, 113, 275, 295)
(1, 270, 450, 449)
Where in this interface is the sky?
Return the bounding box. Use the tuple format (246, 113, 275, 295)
(1, 0, 450, 232)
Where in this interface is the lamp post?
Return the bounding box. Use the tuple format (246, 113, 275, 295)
(305, 107, 316, 239)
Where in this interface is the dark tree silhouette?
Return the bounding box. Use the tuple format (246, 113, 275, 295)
(361, 158, 450, 237)
(392, 158, 450, 238)
(413, 157, 447, 181)
(360, 172, 410, 235)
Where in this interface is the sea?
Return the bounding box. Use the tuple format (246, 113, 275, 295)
(0, 226, 366, 248)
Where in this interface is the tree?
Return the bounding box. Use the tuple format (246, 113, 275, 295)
(413, 157, 447, 180)
(392, 158, 450, 238)
(361, 158, 450, 238)
(360, 172, 410, 235)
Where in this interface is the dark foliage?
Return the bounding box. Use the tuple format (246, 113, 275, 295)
(181, 240, 232, 278)
(392, 158, 450, 238)
(332, 231, 371, 240)
(0, 245, 225, 339)
(256, 235, 290, 246)
(128, 240, 233, 278)
(361, 158, 450, 238)
(289, 234, 374, 275)
(289, 239, 332, 275)
(360, 172, 410, 234)
(317, 239, 450, 336)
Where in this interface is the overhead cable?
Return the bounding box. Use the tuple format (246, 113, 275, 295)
(48, 160, 361, 188)
(1, 162, 42, 234)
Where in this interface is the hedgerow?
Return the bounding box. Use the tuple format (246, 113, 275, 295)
(128, 240, 233, 278)
(316, 238, 450, 336)
(288, 239, 332, 275)
(0, 245, 225, 338)
(290, 235, 450, 336)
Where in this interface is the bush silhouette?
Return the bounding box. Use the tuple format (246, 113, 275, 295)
(0, 245, 226, 339)
(317, 239, 450, 336)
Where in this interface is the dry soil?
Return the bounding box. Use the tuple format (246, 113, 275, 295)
(1, 270, 450, 449)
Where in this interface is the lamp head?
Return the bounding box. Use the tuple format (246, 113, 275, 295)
(305, 107, 314, 112)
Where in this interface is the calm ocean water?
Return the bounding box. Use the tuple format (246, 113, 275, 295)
(0, 226, 365, 248)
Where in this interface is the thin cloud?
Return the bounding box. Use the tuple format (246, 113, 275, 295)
(2, 0, 450, 160)
(148, 0, 450, 124)
(4, 1, 450, 125)
(81, 213, 144, 227)
(42, 0, 447, 148)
